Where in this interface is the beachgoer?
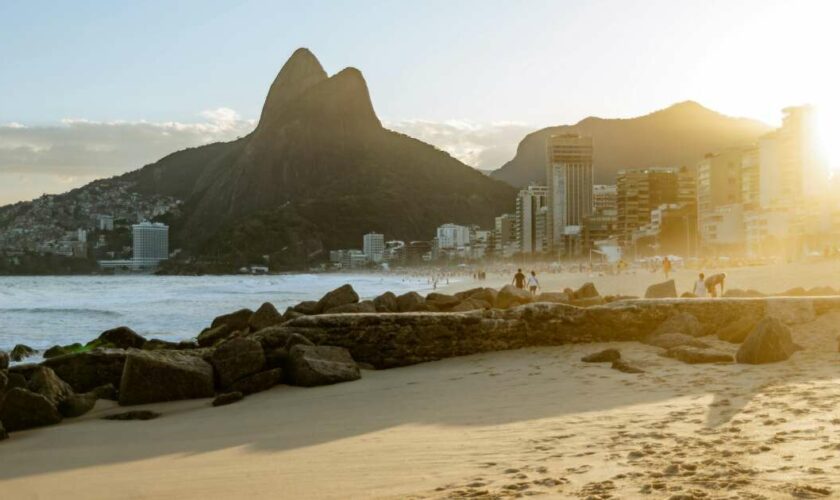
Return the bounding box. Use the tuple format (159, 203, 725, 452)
(527, 271, 540, 296)
(513, 268, 526, 289)
(663, 256, 672, 279)
(693, 273, 708, 297)
(704, 272, 726, 297)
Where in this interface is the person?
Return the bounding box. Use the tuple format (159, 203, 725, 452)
(512, 268, 526, 289)
(693, 273, 708, 297)
(527, 270, 540, 296)
(705, 272, 727, 297)
(662, 256, 672, 279)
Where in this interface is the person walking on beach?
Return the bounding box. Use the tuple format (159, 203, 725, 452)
(662, 256, 672, 279)
(705, 272, 726, 297)
(527, 270, 540, 296)
(693, 273, 708, 297)
(513, 268, 526, 289)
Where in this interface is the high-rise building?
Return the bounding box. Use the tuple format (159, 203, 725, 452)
(515, 184, 548, 254)
(494, 214, 516, 256)
(362, 232, 385, 263)
(436, 223, 471, 250)
(616, 168, 679, 246)
(696, 150, 745, 252)
(132, 222, 169, 268)
(545, 134, 593, 254)
(593, 184, 617, 214)
(740, 146, 760, 211)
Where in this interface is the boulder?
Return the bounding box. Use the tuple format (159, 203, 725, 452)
(324, 300, 376, 314)
(680, 292, 697, 298)
(44, 343, 83, 359)
(119, 350, 215, 405)
(736, 317, 801, 364)
(571, 296, 606, 307)
(292, 300, 320, 315)
(496, 285, 533, 309)
(229, 368, 283, 395)
(103, 410, 160, 421)
(92, 383, 118, 401)
(373, 291, 398, 312)
(0, 371, 6, 394)
(41, 349, 126, 394)
(0, 420, 6, 441)
(450, 298, 492, 312)
(5, 372, 27, 392)
(581, 349, 621, 363)
(0, 388, 62, 431)
(315, 284, 359, 313)
(454, 287, 498, 307)
(611, 360, 644, 374)
(652, 312, 703, 337)
(536, 292, 571, 304)
(58, 392, 98, 418)
(210, 337, 266, 389)
(96, 326, 147, 349)
(425, 293, 461, 311)
(717, 316, 760, 343)
(281, 307, 305, 322)
(807, 285, 837, 296)
(197, 324, 232, 347)
(723, 288, 765, 298)
(643, 333, 710, 350)
(396, 291, 426, 312)
(779, 286, 807, 297)
(765, 299, 815, 325)
(212, 392, 244, 407)
(665, 346, 734, 364)
(28, 366, 74, 406)
(10, 344, 36, 362)
(573, 282, 599, 300)
(645, 279, 677, 299)
(248, 302, 284, 331)
(142, 339, 199, 350)
(285, 345, 361, 387)
(0, 350, 9, 369)
(210, 308, 254, 332)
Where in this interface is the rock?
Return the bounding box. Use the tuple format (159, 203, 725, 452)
(581, 349, 621, 363)
(611, 360, 644, 374)
(119, 350, 215, 406)
(536, 292, 571, 304)
(807, 285, 837, 296)
(718, 316, 760, 343)
(210, 337, 265, 389)
(643, 333, 710, 350)
(197, 324, 232, 347)
(58, 392, 98, 418)
(142, 339, 199, 350)
(425, 293, 461, 310)
(0, 371, 6, 394)
(573, 282, 599, 299)
(0, 388, 62, 431)
(10, 344, 36, 362)
(666, 346, 734, 364)
(44, 343, 83, 359)
(571, 296, 606, 307)
(5, 372, 27, 391)
(450, 298, 492, 312)
(0, 420, 6, 441)
(723, 288, 765, 297)
(373, 291, 399, 312)
(736, 317, 801, 364)
(396, 291, 426, 312)
(249, 302, 285, 331)
(779, 286, 807, 297)
(0, 350, 9, 369)
(281, 307, 305, 322)
(41, 349, 126, 394)
(680, 292, 696, 298)
(28, 366, 74, 406)
(652, 312, 703, 337)
(210, 308, 254, 332)
(96, 326, 147, 349)
(455, 287, 498, 307)
(92, 383, 117, 400)
(645, 279, 677, 299)
(212, 391, 244, 407)
(496, 285, 533, 309)
(292, 300, 320, 315)
(765, 299, 815, 324)
(286, 345, 361, 387)
(324, 300, 376, 314)
(229, 368, 283, 395)
(103, 410, 160, 421)
(315, 284, 359, 313)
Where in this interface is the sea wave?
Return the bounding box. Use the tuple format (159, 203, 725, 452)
(0, 308, 121, 317)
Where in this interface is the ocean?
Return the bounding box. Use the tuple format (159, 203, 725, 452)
(0, 273, 440, 353)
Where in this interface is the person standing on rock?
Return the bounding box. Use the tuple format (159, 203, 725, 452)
(527, 271, 540, 296)
(705, 272, 726, 297)
(513, 268, 526, 289)
(662, 256, 672, 279)
(693, 273, 708, 297)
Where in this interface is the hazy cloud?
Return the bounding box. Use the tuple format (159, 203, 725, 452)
(385, 119, 531, 171)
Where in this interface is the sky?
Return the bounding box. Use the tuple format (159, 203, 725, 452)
(1, 0, 838, 205)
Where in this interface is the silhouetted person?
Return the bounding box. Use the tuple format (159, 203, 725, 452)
(527, 270, 540, 296)
(513, 268, 526, 289)
(662, 256, 672, 279)
(705, 272, 726, 297)
(693, 273, 708, 297)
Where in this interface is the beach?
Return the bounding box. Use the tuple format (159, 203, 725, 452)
(1, 261, 839, 499)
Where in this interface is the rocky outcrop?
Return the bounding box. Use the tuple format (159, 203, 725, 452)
(652, 312, 703, 337)
(315, 284, 359, 313)
(425, 293, 461, 311)
(28, 366, 74, 407)
(736, 317, 801, 364)
(119, 350, 215, 405)
(373, 291, 398, 312)
(10, 344, 36, 362)
(210, 308, 253, 332)
(248, 302, 285, 331)
(581, 349, 621, 363)
(645, 279, 677, 299)
(210, 337, 265, 389)
(0, 388, 63, 431)
(573, 283, 599, 299)
(96, 326, 147, 349)
(396, 291, 425, 312)
(496, 285, 533, 309)
(455, 287, 498, 307)
(325, 300, 376, 314)
(292, 300, 320, 315)
(197, 325, 232, 347)
(285, 345, 361, 387)
(665, 346, 733, 364)
(42, 349, 126, 394)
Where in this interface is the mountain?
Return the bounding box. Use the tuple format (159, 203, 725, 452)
(490, 101, 771, 188)
(121, 48, 516, 269)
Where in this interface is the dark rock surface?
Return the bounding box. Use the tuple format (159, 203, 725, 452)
(611, 359, 644, 374)
(43, 344, 83, 359)
(373, 291, 398, 312)
(249, 302, 284, 331)
(119, 350, 215, 405)
(316, 284, 359, 313)
(425, 293, 461, 311)
(210, 337, 265, 389)
(28, 366, 74, 406)
(97, 326, 147, 349)
(229, 368, 283, 395)
(286, 345, 361, 387)
(396, 291, 425, 312)
(736, 317, 801, 364)
(212, 391, 244, 407)
(450, 298, 492, 312)
(645, 279, 677, 299)
(536, 292, 571, 304)
(665, 346, 734, 364)
(324, 300, 376, 314)
(573, 282, 599, 299)
(643, 333, 710, 350)
(103, 410, 160, 421)
(10, 344, 36, 362)
(0, 388, 63, 431)
(210, 308, 254, 332)
(0, 420, 6, 441)
(197, 324, 232, 347)
(292, 300, 320, 315)
(42, 349, 126, 394)
(0, 350, 8, 370)
(58, 392, 98, 418)
(496, 285, 533, 309)
(581, 349, 621, 363)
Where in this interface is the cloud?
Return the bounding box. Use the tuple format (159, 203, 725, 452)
(385, 119, 531, 171)
(0, 109, 255, 205)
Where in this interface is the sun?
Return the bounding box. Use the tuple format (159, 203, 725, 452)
(813, 102, 840, 173)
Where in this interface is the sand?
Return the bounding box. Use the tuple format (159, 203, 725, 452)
(1, 261, 839, 499)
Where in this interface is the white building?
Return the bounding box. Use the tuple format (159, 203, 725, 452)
(132, 222, 169, 268)
(362, 232, 385, 263)
(515, 184, 548, 254)
(436, 223, 471, 250)
(546, 134, 593, 254)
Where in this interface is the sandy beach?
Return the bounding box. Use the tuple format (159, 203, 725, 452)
(1, 261, 839, 499)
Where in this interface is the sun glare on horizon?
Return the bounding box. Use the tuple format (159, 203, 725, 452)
(814, 103, 840, 173)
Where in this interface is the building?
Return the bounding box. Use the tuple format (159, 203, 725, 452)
(329, 249, 367, 269)
(696, 150, 745, 253)
(515, 184, 548, 254)
(545, 134, 593, 255)
(740, 146, 760, 211)
(97, 214, 115, 231)
(132, 222, 169, 268)
(616, 167, 680, 246)
(362, 232, 385, 263)
(593, 184, 617, 213)
(436, 223, 471, 250)
(494, 214, 516, 256)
